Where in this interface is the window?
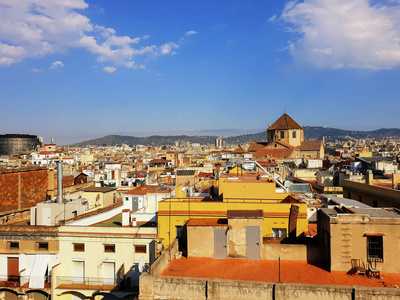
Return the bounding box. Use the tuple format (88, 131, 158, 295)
(272, 228, 287, 238)
(359, 196, 362, 203)
(8, 241, 19, 250)
(348, 192, 351, 199)
(367, 236, 383, 262)
(135, 245, 146, 253)
(373, 200, 378, 207)
(104, 244, 115, 253)
(73, 243, 85, 252)
(292, 131, 296, 138)
(270, 132, 273, 140)
(37, 242, 48, 251)
(275, 168, 280, 173)
(280, 131, 284, 139)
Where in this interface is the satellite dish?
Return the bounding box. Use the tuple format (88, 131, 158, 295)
(138, 256, 146, 273)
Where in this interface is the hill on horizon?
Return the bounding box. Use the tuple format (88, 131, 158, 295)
(69, 126, 400, 147)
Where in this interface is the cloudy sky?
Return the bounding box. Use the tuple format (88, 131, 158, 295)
(1, 0, 400, 144)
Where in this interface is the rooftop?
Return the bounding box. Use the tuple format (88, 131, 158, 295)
(176, 169, 196, 176)
(321, 207, 400, 219)
(186, 218, 228, 227)
(227, 210, 263, 219)
(82, 187, 117, 193)
(267, 113, 303, 131)
(162, 257, 400, 288)
(125, 185, 171, 195)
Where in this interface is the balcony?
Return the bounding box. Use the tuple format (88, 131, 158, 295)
(56, 276, 116, 291)
(0, 275, 51, 289)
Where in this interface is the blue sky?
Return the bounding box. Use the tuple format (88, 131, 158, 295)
(1, 0, 400, 144)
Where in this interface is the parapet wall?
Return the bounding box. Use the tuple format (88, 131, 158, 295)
(149, 239, 179, 276)
(139, 275, 400, 300)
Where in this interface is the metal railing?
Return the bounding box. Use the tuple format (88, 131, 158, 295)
(56, 276, 116, 289)
(0, 275, 51, 288)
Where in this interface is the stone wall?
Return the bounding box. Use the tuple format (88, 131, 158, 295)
(139, 275, 400, 300)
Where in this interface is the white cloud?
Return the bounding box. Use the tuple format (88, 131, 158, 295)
(268, 15, 276, 22)
(280, 0, 400, 70)
(160, 42, 179, 55)
(50, 60, 64, 69)
(0, 1, 192, 69)
(103, 66, 116, 73)
(186, 30, 197, 36)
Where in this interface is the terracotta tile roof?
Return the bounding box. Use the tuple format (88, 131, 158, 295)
(275, 141, 295, 148)
(299, 141, 323, 150)
(267, 113, 303, 130)
(150, 159, 171, 163)
(248, 142, 268, 152)
(256, 148, 294, 158)
(197, 172, 214, 178)
(125, 185, 170, 195)
(232, 147, 248, 154)
(162, 257, 400, 288)
(38, 151, 57, 155)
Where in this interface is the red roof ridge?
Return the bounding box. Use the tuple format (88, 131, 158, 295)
(267, 113, 303, 130)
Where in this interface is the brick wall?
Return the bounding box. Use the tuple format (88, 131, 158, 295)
(0, 169, 49, 213)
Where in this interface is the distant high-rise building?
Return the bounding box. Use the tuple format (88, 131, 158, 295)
(215, 137, 223, 148)
(0, 134, 42, 156)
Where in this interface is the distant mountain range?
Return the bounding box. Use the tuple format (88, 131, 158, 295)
(70, 126, 400, 147)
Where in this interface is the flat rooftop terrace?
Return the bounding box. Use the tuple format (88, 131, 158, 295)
(162, 257, 400, 289)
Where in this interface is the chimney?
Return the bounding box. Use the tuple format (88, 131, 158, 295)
(56, 160, 63, 203)
(288, 205, 299, 238)
(122, 209, 131, 227)
(366, 170, 373, 185)
(131, 217, 137, 227)
(393, 172, 400, 189)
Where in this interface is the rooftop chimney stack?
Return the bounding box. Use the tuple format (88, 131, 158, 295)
(366, 170, 373, 185)
(56, 160, 63, 203)
(122, 209, 131, 227)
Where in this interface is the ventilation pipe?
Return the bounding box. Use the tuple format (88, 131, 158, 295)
(56, 160, 63, 203)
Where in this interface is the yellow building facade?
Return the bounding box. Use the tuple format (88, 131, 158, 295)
(158, 176, 308, 247)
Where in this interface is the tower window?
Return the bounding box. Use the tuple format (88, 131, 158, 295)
(280, 131, 284, 139)
(292, 131, 296, 138)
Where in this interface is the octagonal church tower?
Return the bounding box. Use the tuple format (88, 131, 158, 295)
(267, 112, 304, 147)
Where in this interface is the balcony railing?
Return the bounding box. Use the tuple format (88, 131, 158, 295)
(0, 275, 51, 288)
(56, 276, 116, 290)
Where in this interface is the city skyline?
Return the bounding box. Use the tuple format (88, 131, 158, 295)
(1, 0, 400, 144)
